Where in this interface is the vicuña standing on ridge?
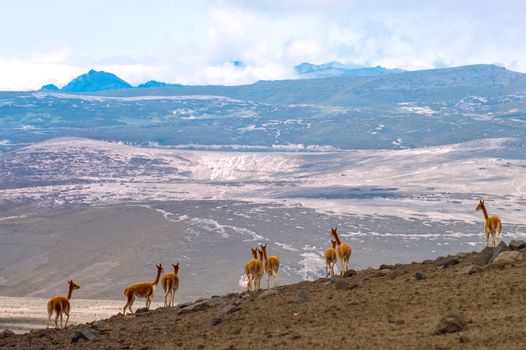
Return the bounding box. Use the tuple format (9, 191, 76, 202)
(476, 200, 502, 247)
(244, 248, 263, 291)
(123, 264, 164, 315)
(46, 280, 80, 329)
(324, 240, 338, 277)
(162, 263, 180, 307)
(331, 227, 352, 276)
(260, 244, 280, 289)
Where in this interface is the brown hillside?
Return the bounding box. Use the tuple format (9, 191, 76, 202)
(1, 246, 525, 350)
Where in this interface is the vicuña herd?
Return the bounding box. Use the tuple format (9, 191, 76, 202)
(46, 200, 502, 328)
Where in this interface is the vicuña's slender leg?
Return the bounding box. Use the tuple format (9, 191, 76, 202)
(47, 309, 52, 328)
(123, 294, 133, 314)
(273, 271, 278, 287)
(59, 306, 63, 328)
(164, 289, 170, 307)
(128, 295, 135, 314)
(64, 311, 70, 328)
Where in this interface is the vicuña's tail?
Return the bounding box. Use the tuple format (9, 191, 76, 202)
(123, 287, 129, 296)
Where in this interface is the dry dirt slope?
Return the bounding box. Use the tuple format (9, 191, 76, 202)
(1, 244, 525, 350)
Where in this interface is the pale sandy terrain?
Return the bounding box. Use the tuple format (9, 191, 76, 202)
(0, 296, 161, 334)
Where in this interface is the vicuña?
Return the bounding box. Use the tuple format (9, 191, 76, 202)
(46, 280, 80, 329)
(244, 248, 263, 291)
(324, 240, 338, 277)
(123, 264, 164, 314)
(162, 262, 180, 307)
(261, 244, 280, 289)
(476, 200, 502, 247)
(331, 227, 352, 276)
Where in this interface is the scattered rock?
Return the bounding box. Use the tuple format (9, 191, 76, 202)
(379, 264, 394, 270)
(176, 301, 193, 309)
(206, 317, 224, 326)
(490, 241, 510, 263)
(135, 307, 150, 314)
(334, 279, 357, 290)
(474, 246, 495, 266)
(434, 310, 466, 335)
(376, 269, 392, 277)
(218, 303, 241, 316)
(389, 319, 405, 325)
(206, 303, 241, 326)
(459, 335, 470, 343)
(455, 265, 478, 275)
(509, 240, 526, 250)
(258, 289, 279, 299)
(109, 313, 124, 320)
(455, 252, 470, 259)
(291, 288, 312, 304)
(343, 269, 357, 278)
(0, 330, 15, 338)
(438, 257, 460, 268)
(177, 300, 210, 314)
(415, 272, 427, 280)
(390, 266, 409, 278)
(71, 329, 100, 343)
(491, 251, 523, 266)
(91, 320, 106, 327)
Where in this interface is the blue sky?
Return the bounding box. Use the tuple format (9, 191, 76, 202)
(1, 0, 525, 90)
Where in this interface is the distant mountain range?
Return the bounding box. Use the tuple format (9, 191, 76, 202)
(294, 61, 405, 78)
(60, 69, 132, 92)
(40, 61, 408, 93)
(40, 70, 176, 93)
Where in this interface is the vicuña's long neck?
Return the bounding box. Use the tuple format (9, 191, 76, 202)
(332, 231, 342, 246)
(67, 286, 74, 300)
(262, 250, 268, 262)
(481, 205, 489, 220)
(153, 269, 162, 286)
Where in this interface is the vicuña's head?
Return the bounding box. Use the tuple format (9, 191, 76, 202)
(251, 248, 258, 259)
(261, 244, 267, 253)
(68, 280, 80, 290)
(476, 200, 485, 211)
(156, 264, 164, 273)
(331, 240, 337, 249)
(172, 262, 179, 274)
(331, 227, 338, 235)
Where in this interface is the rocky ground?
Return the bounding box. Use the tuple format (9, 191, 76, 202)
(1, 240, 525, 350)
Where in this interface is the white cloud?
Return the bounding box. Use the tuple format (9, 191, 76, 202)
(1, 1, 526, 90)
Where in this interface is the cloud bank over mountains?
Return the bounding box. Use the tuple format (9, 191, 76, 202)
(1, 0, 525, 90)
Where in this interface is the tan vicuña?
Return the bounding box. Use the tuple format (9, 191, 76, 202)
(123, 264, 164, 314)
(476, 200, 502, 247)
(162, 263, 180, 307)
(261, 244, 280, 289)
(324, 240, 338, 277)
(331, 227, 352, 276)
(46, 280, 80, 329)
